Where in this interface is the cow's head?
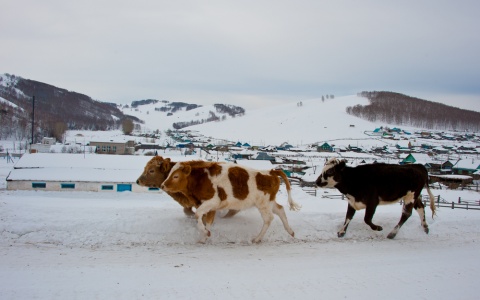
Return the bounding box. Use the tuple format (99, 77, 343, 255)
(315, 158, 347, 188)
(136, 156, 175, 188)
(161, 162, 191, 193)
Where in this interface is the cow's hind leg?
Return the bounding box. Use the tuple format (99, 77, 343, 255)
(387, 202, 414, 239)
(414, 197, 429, 234)
(338, 204, 356, 237)
(252, 204, 274, 243)
(364, 204, 383, 232)
(272, 202, 295, 237)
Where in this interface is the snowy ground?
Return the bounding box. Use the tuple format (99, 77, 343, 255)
(1, 157, 480, 299)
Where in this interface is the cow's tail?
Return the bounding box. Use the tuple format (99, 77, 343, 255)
(423, 166, 436, 218)
(425, 183, 436, 218)
(273, 169, 301, 211)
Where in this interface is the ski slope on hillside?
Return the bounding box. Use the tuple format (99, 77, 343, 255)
(192, 95, 377, 146)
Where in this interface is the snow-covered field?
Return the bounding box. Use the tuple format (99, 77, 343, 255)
(1, 157, 480, 299)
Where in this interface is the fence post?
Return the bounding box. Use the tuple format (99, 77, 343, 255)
(451, 202, 454, 209)
(458, 197, 461, 204)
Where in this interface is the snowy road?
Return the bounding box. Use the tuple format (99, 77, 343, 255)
(1, 188, 479, 299)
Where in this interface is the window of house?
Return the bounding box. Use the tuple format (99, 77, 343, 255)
(32, 182, 46, 188)
(148, 187, 160, 191)
(101, 185, 114, 190)
(61, 183, 75, 189)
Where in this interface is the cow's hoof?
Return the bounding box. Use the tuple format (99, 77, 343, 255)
(337, 232, 345, 238)
(183, 207, 195, 216)
(197, 236, 208, 244)
(387, 232, 396, 239)
(223, 210, 239, 218)
(252, 238, 262, 244)
(375, 226, 383, 231)
(424, 227, 429, 234)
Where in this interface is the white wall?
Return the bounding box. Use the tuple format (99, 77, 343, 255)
(7, 180, 161, 193)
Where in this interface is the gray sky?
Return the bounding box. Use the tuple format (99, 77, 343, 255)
(1, 0, 479, 110)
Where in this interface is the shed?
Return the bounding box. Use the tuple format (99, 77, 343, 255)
(6, 153, 157, 193)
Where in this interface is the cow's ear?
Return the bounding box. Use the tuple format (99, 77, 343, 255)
(181, 165, 191, 175)
(156, 158, 165, 170)
(161, 158, 171, 172)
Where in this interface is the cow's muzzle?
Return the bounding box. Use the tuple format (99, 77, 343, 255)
(316, 180, 328, 187)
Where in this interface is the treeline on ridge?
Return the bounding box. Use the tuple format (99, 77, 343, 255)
(347, 91, 480, 131)
(0, 74, 133, 142)
(172, 104, 245, 130)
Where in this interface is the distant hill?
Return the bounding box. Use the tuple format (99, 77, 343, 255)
(122, 100, 245, 131)
(350, 91, 480, 131)
(0, 73, 131, 141)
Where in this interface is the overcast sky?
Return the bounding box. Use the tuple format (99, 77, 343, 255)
(1, 0, 479, 110)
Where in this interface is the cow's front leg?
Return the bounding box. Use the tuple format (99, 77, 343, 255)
(364, 204, 382, 231)
(338, 204, 356, 237)
(195, 201, 219, 243)
(203, 211, 216, 232)
(183, 207, 195, 216)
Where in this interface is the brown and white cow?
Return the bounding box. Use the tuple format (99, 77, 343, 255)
(316, 158, 436, 239)
(161, 160, 301, 243)
(137, 156, 198, 216)
(136, 156, 239, 228)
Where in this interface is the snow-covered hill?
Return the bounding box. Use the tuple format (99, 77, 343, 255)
(121, 102, 244, 133)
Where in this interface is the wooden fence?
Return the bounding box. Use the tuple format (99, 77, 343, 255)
(317, 193, 480, 211)
(423, 195, 480, 211)
(296, 177, 480, 211)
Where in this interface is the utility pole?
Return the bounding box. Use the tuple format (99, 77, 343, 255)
(31, 95, 35, 146)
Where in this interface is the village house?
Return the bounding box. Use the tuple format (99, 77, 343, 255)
(30, 137, 57, 153)
(90, 140, 136, 155)
(317, 142, 334, 152)
(399, 153, 449, 174)
(453, 159, 480, 176)
(253, 152, 276, 162)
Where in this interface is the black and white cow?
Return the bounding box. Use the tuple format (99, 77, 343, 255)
(315, 158, 436, 239)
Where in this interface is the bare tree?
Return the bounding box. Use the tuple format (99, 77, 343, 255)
(122, 119, 134, 135)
